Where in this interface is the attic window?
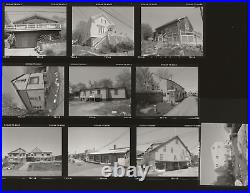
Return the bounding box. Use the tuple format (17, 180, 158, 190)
(114, 89, 118, 95)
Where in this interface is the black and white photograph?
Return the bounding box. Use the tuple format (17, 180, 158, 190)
(2, 127, 62, 177)
(4, 6, 67, 56)
(200, 123, 248, 186)
(137, 127, 199, 177)
(2, 65, 64, 116)
(72, 6, 134, 56)
(69, 66, 131, 116)
(136, 67, 198, 117)
(141, 6, 203, 56)
(68, 127, 130, 176)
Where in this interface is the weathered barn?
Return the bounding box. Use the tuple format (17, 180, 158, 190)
(11, 72, 47, 112)
(87, 146, 130, 166)
(80, 87, 127, 102)
(154, 16, 202, 46)
(5, 15, 62, 48)
(142, 136, 192, 171)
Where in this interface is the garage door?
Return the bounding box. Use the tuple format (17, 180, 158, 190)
(15, 31, 40, 48)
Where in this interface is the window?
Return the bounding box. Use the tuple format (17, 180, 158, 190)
(171, 147, 173, 153)
(174, 155, 177, 161)
(97, 90, 101, 94)
(114, 89, 118, 95)
(216, 156, 219, 159)
(176, 139, 178, 144)
(160, 154, 163, 161)
(28, 76, 39, 85)
(163, 146, 166, 152)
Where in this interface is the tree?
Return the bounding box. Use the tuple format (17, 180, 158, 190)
(154, 68, 172, 81)
(115, 69, 131, 97)
(141, 23, 153, 40)
(52, 16, 67, 40)
(96, 78, 113, 88)
(72, 21, 89, 45)
(136, 67, 158, 92)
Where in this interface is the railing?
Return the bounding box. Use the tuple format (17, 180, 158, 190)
(5, 23, 62, 31)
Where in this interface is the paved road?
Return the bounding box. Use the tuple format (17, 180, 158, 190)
(165, 96, 198, 116)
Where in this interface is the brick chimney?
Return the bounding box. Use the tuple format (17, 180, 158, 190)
(113, 145, 116, 150)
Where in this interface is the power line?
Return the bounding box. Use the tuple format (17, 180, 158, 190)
(96, 129, 129, 151)
(98, 7, 134, 30)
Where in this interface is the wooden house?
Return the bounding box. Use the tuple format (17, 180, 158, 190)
(142, 136, 192, 171)
(154, 16, 202, 46)
(79, 87, 127, 102)
(11, 72, 47, 112)
(87, 146, 130, 166)
(5, 14, 62, 48)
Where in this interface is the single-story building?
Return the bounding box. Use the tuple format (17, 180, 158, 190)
(154, 16, 202, 46)
(80, 87, 127, 102)
(142, 136, 192, 171)
(87, 146, 130, 166)
(5, 14, 62, 48)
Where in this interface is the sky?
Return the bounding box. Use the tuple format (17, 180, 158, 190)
(5, 6, 66, 23)
(72, 6, 134, 40)
(141, 7, 203, 35)
(137, 127, 199, 155)
(2, 66, 27, 109)
(2, 127, 62, 156)
(200, 123, 230, 185)
(69, 66, 130, 86)
(138, 67, 198, 92)
(68, 127, 130, 154)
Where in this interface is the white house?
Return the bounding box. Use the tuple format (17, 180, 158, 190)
(80, 87, 127, 102)
(11, 72, 46, 112)
(84, 13, 115, 47)
(142, 136, 192, 171)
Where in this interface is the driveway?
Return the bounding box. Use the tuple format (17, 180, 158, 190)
(165, 96, 198, 116)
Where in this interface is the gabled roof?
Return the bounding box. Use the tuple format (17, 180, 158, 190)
(9, 148, 26, 154)
(90, 13, 115, 26)
(13, 14, 59, 24)
(146, 136, 192, 156)
(30, 147, 42, 153)
(89, 147, 130, 155)
(155, 16, 193, 32)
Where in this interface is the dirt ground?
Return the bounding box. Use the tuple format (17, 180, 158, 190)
(68, 161, 108, 176)
(148, 166, 198, 177)
(69, 99, 131, 116)
(2, 169, 62, 177)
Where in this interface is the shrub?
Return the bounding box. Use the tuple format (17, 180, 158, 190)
(99, 44, 117, 54)
(116, 41, 134, 52)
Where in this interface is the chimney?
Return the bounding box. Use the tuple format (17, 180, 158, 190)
(114, 145, 116, 150)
